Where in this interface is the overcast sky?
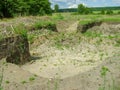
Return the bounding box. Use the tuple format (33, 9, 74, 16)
(49, 0, 120, 9)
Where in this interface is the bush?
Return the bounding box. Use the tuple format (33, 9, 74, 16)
(77, 4, 92, 14)
(101, 10, 105, 15)
(118, 11, 120, 14)
(106, 10, 113, 15)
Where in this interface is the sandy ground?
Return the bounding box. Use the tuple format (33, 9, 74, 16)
(0, 22, 120, 90)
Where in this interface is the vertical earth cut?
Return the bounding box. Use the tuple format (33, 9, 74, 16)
(0, 35, 30, 65)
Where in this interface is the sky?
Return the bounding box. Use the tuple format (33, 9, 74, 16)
(49, 0, 120, 9)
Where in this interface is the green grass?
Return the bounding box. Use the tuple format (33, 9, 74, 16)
(21, 80, 27, 84)
(83, 31, 102, 38)
(52, 13, 64, 20)
(102, 17, 120, 22)
(79, 19, 92, 25)
(34, 20, 55, 30)
(0, 34, 4, 41)
(0, 69, 4, 90)
(12, 24, 28, 39)
(29, 77, 35, 81)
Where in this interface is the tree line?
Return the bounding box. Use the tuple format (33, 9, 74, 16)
(0, 0, 52, 18)
(55, 4, 120, 15)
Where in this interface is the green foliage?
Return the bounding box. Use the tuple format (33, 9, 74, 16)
(28, 0, 52, 16)
(79, 20, 92, 25)
(29, 77, 35, 81)
(99, 66, 117, 90)
(78, 4, 86, 14)
(54, 4, 59, 13)
(0, 69, 3, 90)
(5, 80, 10, 84)
(28, 34, 36, 44)
(21, 80, 27, 84)
(83, 31, 102, 38)
(0, 33, 4, 41)
(77, 4, 92, 14)
(102, 17, 120, 22)
(34, 20, 55, 30)
(101, 66, 109, 77)
(101, 10, 105, 15)
(117, 11, 120, 14)
(106, 10, 113, 15)
(52, 13, 64, 20)
(0, 0, 52, 18)
(13, 24, 28, 39)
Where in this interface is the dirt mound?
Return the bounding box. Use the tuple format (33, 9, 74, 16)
(56, 20, 76, 32)
(77, 21, 102, 33)
(77, 21, 120, 35)
(0, 36, 30, 65)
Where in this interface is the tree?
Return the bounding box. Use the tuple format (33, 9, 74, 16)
(54, 4, 59, 13)
(118, 11, 120, 14)
(101, 9, 105, 15)
(77, 4, 91, 14)
(106, 10, 113, 15)
(28, 0, 52, 15)
(0, 0, 52, 18)
(78, 4, 86, 14)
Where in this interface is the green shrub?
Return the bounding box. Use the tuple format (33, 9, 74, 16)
(117, 11, 120, 14)
(101, 10, 105, 15)
(106, 10, 113, 15)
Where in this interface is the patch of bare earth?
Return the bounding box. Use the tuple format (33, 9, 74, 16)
(0, 21, 120, 90)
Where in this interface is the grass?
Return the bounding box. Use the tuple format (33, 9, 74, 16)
(0, 69, 4, 90)
(0, 33, 4, 41)
(83, 31, 102, 38)
(29, 77, 35, 81)
(12, 24, 28, 39)
(52, 13, 64, 20)
(5, 80, 10, 84)
(79, 19, 92, 25)
(99, 66, 117, 90)
(102, 17, 120, 22)
(21, 80, 27, 84)
(34, 20, 56, 30)
(0, 12, 120, 90)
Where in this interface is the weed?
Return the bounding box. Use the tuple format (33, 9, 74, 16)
(34, 20, 56, 31)
(0, 68, 4, 90)
(99, 66, 116, 90)
(29, 77, 35, 81)
(99, 66, 110, 90)
(12, 24, 28, 39)
(47, 79, 50, 90)
(21, 80, 27, 84)
(84, 31, 102, 38)
(0, 33, 4, 41)
(28, 34, 36, 44)
(5, 80, 10, 84)
(54, 78, 60, 90)
(115, 40, 120, 47)
(52, 13, 64, 20)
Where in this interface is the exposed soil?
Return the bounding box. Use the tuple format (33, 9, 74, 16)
(0, 20, 120, 90)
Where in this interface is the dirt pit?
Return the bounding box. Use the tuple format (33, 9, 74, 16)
(0, 22, 120, 90)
